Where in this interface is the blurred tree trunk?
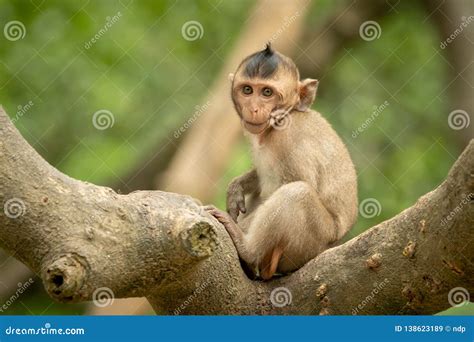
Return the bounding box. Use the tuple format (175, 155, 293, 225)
(158, 0, 311, 201)
(421, 0, 474, 146)
(298, 0, 390, 77)
(89, 0, 312, 315)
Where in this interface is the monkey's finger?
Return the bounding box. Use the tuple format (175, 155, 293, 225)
(238, 201, 246, 214)
(203, 204, 218, 212)
(228, 208, 239, 222)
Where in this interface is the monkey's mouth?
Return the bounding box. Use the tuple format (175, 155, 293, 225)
(243, 120, 269, 134)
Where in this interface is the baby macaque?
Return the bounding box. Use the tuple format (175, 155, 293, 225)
(205, 44, 358, 280)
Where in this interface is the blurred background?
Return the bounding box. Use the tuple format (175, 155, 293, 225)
(0, 0, 472, 315)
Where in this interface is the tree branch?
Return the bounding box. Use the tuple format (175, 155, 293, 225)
(0, 107, 472, 314)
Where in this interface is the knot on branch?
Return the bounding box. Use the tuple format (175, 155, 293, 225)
(179, 221, 218, 258)
(366, 253, 382, 269)
(43, 254, 87, 302)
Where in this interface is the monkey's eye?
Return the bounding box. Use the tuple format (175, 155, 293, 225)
(242, 85, 253, 95)
(262, 87, 273, 97)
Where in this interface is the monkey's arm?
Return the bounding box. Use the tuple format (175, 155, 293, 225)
(226, 169, 259, 221)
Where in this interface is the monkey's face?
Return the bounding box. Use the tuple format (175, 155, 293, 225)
(230, 45, 318, 135)
(231, 75, 298, 135)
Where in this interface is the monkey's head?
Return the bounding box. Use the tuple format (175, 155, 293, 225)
(230, 44, 318, 135)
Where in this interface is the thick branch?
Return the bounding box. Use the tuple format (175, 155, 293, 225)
(0, 107, 218, 303)
(0, 107, 472, 314)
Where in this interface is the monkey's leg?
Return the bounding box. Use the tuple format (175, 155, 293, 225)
(245, 181, 337, 278)
(203, 205, 256, 268)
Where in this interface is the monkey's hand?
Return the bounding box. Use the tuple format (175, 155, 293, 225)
(226, 181, 246, 222)
(204, 205, 234, 227)
(204, 205, 243, 246)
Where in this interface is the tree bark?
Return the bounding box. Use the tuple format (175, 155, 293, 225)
(0, 107, 472, 314)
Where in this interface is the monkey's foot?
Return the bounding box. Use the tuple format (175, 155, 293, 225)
(203, 205, 238, 232)
(204, 205, 256, 278)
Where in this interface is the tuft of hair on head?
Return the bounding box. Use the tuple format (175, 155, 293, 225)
(262, 42, 274, 56)
(243, 43, 280, 79)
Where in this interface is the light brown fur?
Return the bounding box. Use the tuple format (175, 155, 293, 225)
(206, 46, 358, 280)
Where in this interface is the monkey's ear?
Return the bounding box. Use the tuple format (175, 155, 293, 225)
(296, 79, 318, 111)
(228, 73, 235, 82)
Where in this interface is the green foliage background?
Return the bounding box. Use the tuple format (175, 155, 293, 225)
(0, 0, 471, 315)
